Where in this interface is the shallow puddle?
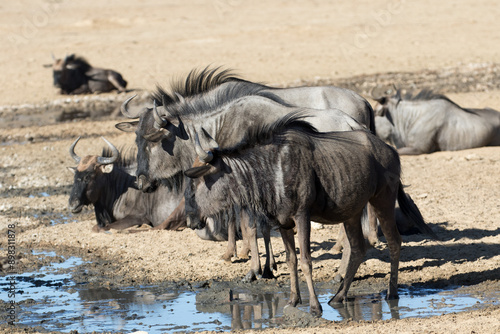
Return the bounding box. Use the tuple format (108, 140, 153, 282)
(1, 252, 498, 333)
(33, 212, 77, 225)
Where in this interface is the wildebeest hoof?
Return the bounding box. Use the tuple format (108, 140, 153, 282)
(262, 267, 276, 279)
(242, 270, 258, 283)
(92, 224, 110, 233)
(220, 252, 233, 262)
(328, 295, 344, 305)
(333, 273, 343, 283)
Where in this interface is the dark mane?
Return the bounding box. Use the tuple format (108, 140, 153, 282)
(151, 66, 290, 118)
(213, 111, 367, 157)
(66, 54, 92, 71)
(402, 89, 463, 109)
(152, 66, 245, 105)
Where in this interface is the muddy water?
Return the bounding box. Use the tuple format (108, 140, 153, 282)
(1, 251, 498, 333)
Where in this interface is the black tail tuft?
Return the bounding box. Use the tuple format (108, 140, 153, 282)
(397, 185, 439, 240)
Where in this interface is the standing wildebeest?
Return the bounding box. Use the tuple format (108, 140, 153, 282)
(183, 113, 433, 316)
(47, 54, 127, 95)
(373, 89, 500, 155)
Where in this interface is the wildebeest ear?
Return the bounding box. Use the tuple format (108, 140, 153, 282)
(43, 63, 53, 68)
(175, 119, 189, 140)
(67, 167, 77, 174)
(115, 121, 138, 132)
(184, 165, 212, 178)
(374, 96, 387, 105)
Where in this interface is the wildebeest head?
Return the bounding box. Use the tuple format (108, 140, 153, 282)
(184, 130, 221, 179)
(44, 54, 92, 93)
(371, 85, 401, 117)
(115, 96, 189, 192)
(43, 53, 64, 87)
(67, 137, 119, 213)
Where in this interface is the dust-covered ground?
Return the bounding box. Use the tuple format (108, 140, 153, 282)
(1, 1, 500, 333)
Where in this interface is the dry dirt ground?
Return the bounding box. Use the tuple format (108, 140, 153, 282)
(1, 0, 500, 333)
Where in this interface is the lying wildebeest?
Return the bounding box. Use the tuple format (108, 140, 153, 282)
(46, 54, 127, 95)
(67, 136, 226, 242)
(373, 89, 500, 154)
(184, 113, 434, 316)
(115, 67, 376, 275)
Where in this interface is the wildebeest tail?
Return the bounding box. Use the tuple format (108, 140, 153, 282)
(397, 184, 439, 240)
(365, 99, 376, 135)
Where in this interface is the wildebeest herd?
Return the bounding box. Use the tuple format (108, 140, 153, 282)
(67, 66, 500, 316)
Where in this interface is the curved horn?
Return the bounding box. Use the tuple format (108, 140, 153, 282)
(120, 95, 138, 119)
(195, 132, 213, 163)
(201, 128, 219, 150)
(51, 52, 56, 61)
(69, 136, 82, 164)
(96, 137, 119, 165)
(153, 99, 168, 129)
(370, 85, 386, 100)
(174, 92, 186, 104)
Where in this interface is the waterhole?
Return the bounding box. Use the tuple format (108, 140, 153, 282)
(1, 252, 498, 333)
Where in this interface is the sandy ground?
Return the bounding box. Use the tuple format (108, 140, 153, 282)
(1, 0, 500, 333)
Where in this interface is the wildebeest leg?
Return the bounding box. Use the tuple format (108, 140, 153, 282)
(70, 84, 90, 95)
(397, 147, 423, 155)
(333, 205, 378, 254)
(152, 198, 187, 230)
(238, 218, 250, 259)
(108, 74, 127, 92)
(334, 224, 349, 282)
(221, 217, 238, 262)
(366, 204, 379, 246)
(279, 225, 301, 307)
(329, 213, 366, 305)
(262, 223, 276, 279)
(294, 213, 322, 316)
(369, 191, 401, 300)
(331, 224, 346, 253)
(92, 216, 150, 233)
(242, 213, 262, 282)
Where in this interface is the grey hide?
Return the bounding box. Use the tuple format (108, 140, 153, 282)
(374, 89, 500, 154)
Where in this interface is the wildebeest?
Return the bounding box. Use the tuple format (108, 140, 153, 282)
(47, 54, 127, 95)
(67, 137, 229, 243)
(372, 89, 500, 154)
(67, 136, 185, 232)
(184, 113, 434, 316)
